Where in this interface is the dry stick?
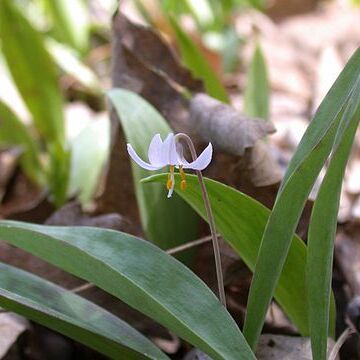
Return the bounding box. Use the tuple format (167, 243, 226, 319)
(328, 327, 355, 360)
(166, 234, 213, 255)
(71, 234, 215, 294)
(175, 133, 227, 307)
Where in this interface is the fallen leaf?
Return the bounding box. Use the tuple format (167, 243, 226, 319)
(189, 93, 275, 156)
(0, 313, 29, 359)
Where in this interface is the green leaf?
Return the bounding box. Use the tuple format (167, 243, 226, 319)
(0, 221, 255, 360)
(0, 0, 65, 144)
(243, 47, 360, 349)
(0, 100, 43, 184)
(47, 142, 71, 208)
(0, 261, 168, 360)
(144, 174, 318, 336)
(244, 42, 269, 120)
(69, 116, 110, 206)
(307, 78, 360, 360)
(108, 89, 199, 254)
(168, 16, 229, 103)
(44, 0, 89, 54)
(46, 39, 102, 95)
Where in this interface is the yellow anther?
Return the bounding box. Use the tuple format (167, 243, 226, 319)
(179, 166, 187, 191)
(167, 165, 175, 190)
(179, 166, 186, 180)
(180, 179, 187, 191)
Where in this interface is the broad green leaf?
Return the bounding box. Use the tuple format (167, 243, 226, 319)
(244, 47, 360, 349)
(0, 0, 64, 144)
(169, 16, 230, 103)
(0, 100, 43, 184)
(108, 89, 199, 254)
(46, 39, 102, 95)
(44, 0, 89, 54)
(307, 78, 360, 360)
(0, 221, 255, 360)
(69, 116, 110, 206)
(144, 174, 320, 336)
(0, 261, 168, 360)
(244, 43, 269, 120)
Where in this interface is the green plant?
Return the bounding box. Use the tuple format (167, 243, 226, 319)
(0, 0, 107, 207)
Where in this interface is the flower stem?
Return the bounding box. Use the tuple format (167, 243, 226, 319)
(175, 133, 226, 307)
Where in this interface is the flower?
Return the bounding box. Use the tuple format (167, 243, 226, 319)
(127, 133, 212, 197)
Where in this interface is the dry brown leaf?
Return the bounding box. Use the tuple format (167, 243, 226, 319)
(256, 334, 337, 360)
(0, 313, 29, 359)
(189, 93, 275, 156)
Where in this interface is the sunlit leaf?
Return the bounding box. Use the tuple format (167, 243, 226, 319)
(69, 116, 110, 206)
(0, 100, 43, 184)
(169, 16, 229, 103)
(244, 42, 269, 120)
(46, 39, 101, 95)
(0, 0, 64, 144)
(44, 0, 89, 54)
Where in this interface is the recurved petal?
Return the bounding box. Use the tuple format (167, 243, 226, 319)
(127, 144, 164, 171)
(183, 143, 213, 171)
(148, 134, 165, 166)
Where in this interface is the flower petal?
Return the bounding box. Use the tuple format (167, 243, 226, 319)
(183, 143, 213, 170)
(161, 133, 178, 165)
(148, 134, 165, 166)
(127, 144, 163, 171)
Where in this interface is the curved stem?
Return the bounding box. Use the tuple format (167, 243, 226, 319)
(175, 133, 226, 307)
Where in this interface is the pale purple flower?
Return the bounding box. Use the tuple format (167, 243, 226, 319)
(127, 133, 212, 197)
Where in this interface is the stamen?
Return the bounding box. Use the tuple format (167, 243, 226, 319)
(166, 165, 175, 192)
(179, 166, 187, 191)
(180, 180, 187, 191)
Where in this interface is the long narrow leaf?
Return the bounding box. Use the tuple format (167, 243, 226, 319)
(0, 100, 43, 184)
(307, 78, 360, 360)
(169, 16, 229, 103)
(44, 0, 89, 54)
(244, 42, 269, 120)
(0, 0, 64, 144)
(243, 47, 360, 349)
(108, 89, 199, 254)
(144, 174, 330, 335)
(0, 262, 168, 360)
(0, 221, 255, 360)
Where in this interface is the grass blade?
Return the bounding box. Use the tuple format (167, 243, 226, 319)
(168, 15, 229, 103)
(307, 78, 360, 360)
(243, 47, 360, 349)
(0, 0, 65, 144)
(0, 100, 43, 184)
(244, 42, 269, 120)
(44, 0, 89, 54)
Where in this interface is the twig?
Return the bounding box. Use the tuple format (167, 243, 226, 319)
(166, 235, 213, 255)
(176, 133, 227, 307)
(71, 282, 95, 294)
(328, 327, 355, 360)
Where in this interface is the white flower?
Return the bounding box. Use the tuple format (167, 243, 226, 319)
(127, 133, 212, 198)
